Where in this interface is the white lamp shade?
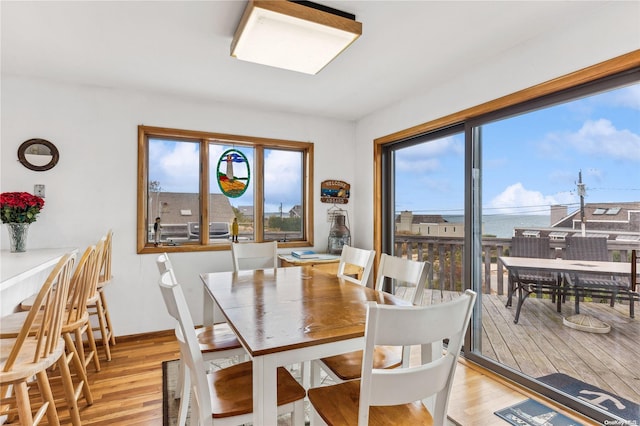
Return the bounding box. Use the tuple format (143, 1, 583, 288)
(231, 1, 362, 75)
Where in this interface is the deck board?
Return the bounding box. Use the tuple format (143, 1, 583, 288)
(401, 286, 640, 405)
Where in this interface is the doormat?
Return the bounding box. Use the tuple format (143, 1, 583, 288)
(495, 399, 583, 426)
(538, 373, 640, 423)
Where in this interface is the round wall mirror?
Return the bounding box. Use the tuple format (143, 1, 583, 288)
(18, 139, 59, 171)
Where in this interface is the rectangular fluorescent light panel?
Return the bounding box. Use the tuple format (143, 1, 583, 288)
(231, 1, 362, 75)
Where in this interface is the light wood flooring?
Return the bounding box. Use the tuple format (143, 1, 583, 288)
(1, 329, 599, 425)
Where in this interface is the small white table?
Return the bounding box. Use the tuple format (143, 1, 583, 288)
(1, 248, 77, 317)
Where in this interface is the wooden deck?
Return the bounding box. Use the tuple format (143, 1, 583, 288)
(401, 287, 640, 405)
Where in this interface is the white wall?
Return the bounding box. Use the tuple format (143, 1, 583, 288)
(351, 2, 640, 251)
(1, 76, 357, 335)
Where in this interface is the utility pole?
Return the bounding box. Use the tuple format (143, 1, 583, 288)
(577, 170, 586, 237)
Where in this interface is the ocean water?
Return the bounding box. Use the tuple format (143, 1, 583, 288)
(443, 215, 550, 238)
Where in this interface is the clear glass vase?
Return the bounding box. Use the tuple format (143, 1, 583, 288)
(6, 222, 29, 253)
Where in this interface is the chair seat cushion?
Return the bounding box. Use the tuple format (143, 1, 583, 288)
(208, 361, 305, 418)
(196, 323, 243, 353)
(320, 346, 402, 381)
(308, 379, 433, 426)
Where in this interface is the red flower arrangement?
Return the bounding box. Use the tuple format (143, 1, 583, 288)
(0, 192, 45, 224)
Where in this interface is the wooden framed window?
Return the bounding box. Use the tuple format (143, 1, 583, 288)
(137, 126, 314, 253)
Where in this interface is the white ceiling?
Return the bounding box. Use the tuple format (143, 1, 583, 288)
(1, 1, 613, 121)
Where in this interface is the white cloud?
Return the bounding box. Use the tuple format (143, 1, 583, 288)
(395, 136, 463, 173)
(565, 119, 640, 161)
(488, 182, 577, 214)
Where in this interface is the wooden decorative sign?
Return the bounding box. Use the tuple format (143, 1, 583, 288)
(216, 149, 250, 198)
(320, 180, 350, 204)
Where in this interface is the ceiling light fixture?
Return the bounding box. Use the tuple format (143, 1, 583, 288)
(231, 0, 362, 75)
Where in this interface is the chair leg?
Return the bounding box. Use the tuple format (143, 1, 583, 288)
(310, 361, 322, 388)
(292, 399, 305, 426)
(14, 381, 35, 426)
(82, 321, 101, 372)
(56, 354, 82, 426)
(300, 360, 310, 389)
(177, 365, 190, 426)
(93, 298, 112, 361)
(73, 328, 88, 373)
(35, 370, 61, 426)
(63, 332, 94, 406)
(99, 288, 116, 346)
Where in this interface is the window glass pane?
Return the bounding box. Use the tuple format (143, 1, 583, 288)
(392, 132, 465, 303)
(148, 138, 200, 245)
(263, 148, 303, 241)
(209, 143, 254, 242)
(477, 82, 640, 412)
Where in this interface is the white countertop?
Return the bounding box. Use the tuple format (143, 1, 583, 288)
(1, 248, 77, 291)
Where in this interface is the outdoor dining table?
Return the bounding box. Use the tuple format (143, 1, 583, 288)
(499, 256, 638, 324)
(199, 265, 410, 425)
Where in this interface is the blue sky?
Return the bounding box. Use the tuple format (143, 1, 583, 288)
(395, 83, 640, 217)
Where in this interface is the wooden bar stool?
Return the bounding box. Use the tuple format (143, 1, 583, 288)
(5, 245, 103, 422)
(0, 254, 77, 426)
(88, 230, 116, 360)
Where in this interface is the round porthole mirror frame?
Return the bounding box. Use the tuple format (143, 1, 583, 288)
(17, 139, 59, 171)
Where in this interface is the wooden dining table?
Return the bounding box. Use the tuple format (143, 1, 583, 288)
(199, 265, 410, 425)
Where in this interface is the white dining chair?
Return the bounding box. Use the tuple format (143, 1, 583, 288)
(231, 241, 278, 272)
(337, 245, 375, 286)
(157, 263, 306, 426)
(308, 289, 476, 426)
(156, 253, 246, 426)
(311, 253, 430, 386)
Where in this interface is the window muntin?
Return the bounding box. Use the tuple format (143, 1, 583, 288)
(138, 126, 313, 253)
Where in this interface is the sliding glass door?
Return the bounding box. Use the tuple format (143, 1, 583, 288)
(473, 80, 640, 423)
(381, 72, 639, 423)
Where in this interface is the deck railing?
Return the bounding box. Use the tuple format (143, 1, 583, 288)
(393, 235, 638, 296)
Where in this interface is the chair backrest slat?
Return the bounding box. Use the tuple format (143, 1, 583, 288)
(66, 243, 101, 324)
(565, 236, 609, 261)
(99, 229, 113, 283)
(231, 241, 278, 272)
(511, 236, 551, 259)
(337, 245, 375, 286)
(374, 253, 429, 305)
